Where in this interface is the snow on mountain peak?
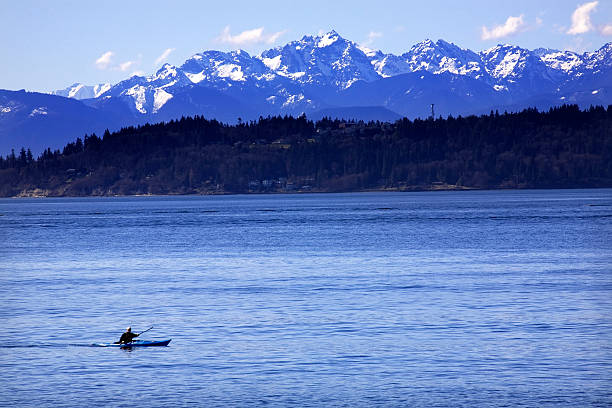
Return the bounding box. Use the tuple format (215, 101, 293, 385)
(153, 63, 178, 80)
(216, 64, 246, 81)
(256, 29, 380, 88)
(380, 39, 486, 79)
(532, 47, 560, 57)
(93, 83, 111, 98)
(410, 39, 436, 52)
(125, 85, 148, 114)
(261, 55, 282, 70)
(185, 71, 206, 84)
(317, 30, 340, 48)
(180, 49, 266, 84)
(540, 50, 583, 72)
(47, 32, 610, 118)
(51, 82, 111, 100)
(585, 42, 612, 70)
(153, 88, 173, 113)
(479, 44, 530, 79)
(67, 83, 85, 98)
(356, 44, 379, 58)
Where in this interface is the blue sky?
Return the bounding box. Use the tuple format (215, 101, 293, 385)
(1, 0, 611, 92)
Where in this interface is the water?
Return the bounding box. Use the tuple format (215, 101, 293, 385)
(1, 190, 611, 407)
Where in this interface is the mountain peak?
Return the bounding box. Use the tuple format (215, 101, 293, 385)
(409, 39, 436, 53)
(233, 49, 250, 57)
(45, 32, 610, 120)
(154, 63, 177, 79)
(50, 82, 111, 100)
(316, 30, 341, 48)
(488, 43, 519, 52)
(322, 29, 340, 38)
(533, 47, 560, 57)
(8, 32, 610, 158)
(435, 39, 468, 51)
(593, 42, 612, 58)
(435, 39, 452, 46)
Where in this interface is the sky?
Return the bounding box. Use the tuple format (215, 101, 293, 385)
(1, 0, 611, 92)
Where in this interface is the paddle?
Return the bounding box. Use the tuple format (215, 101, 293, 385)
(137, 326, 153, 336)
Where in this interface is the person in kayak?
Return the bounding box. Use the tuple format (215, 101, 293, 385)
(116, 327, 139, 344)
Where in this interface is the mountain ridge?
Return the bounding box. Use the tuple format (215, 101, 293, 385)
(1, 30, 610, 154)
(53, 31, 612, 108)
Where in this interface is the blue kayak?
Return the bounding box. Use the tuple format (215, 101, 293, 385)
(93, 339, 171, 348)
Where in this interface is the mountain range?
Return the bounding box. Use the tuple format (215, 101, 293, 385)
(1, 30, 610, 154)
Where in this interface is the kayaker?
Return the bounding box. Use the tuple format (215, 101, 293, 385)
(117, 327, 139, 344)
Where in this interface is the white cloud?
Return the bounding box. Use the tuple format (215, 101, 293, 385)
(601, 24, 612, 36)
(119, 61, 136, 72)
(155, 48, 175, 65)
(266, 30, 285, 44)
(567, 1, 598, 35)
(481, 15, 526, 40)
(217, 26, 286, 46)
(363, 31, 383, 46)
(130, 70, 146, 77)
(96, 51, 141, 72)
(95, 51, 114, 69)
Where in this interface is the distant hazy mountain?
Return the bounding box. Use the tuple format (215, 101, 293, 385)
(2, 30, 611, 154)
(0, 89, 133, 155)
(51, 83, 111, 100)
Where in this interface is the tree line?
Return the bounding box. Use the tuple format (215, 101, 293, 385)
(0, 104, 610, 196)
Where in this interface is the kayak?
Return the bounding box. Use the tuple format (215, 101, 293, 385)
(93, 339, 172, 348)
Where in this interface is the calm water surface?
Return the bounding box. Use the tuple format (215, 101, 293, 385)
(1, 190, 611, 407)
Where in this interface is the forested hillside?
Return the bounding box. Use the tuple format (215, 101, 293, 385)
(1, 104, 610, 197)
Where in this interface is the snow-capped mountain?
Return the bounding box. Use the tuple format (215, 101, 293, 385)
(52, 82, 111, 99)
(87, 31, 609, 117)
(584, 42, 612, 72)
(371, 39, 487, 81)
(259, 30, 381, 88)
(536, 49, 583, 72)
(5, 30, 611, 154)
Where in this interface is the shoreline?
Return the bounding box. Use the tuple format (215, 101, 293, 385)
(8, 184, 610, 199)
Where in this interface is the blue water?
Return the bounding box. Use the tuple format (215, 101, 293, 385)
(1, 190, 611, 407)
